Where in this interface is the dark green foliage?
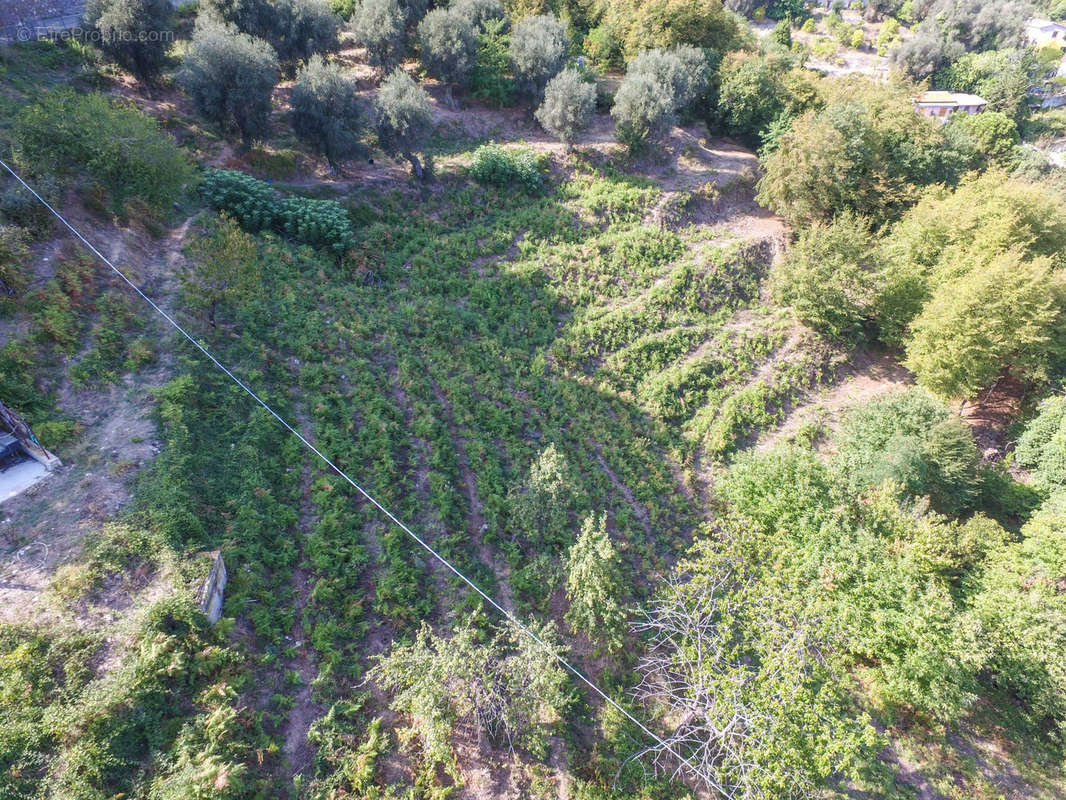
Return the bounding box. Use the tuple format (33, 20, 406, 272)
(469, 144, 546, 192)
(373, 68, 434, 179)
(771, 18, 792, 47)
(349, 0, 405, 69)
(12, 90, 196, 210)
(84, 0, 173, 84)
(179, 18, 279, 143)
(769, 212, 878, 340)
(716, 50, 816, 145)
(200, 169, 356, 254)
(834, 389, 980, 514)
(291, 55, 365, 167)
(536, 68, 596, 146)
(417, 7, 477, 87)
(471, 16, 514, 106)
(508, 13, 568, 101)
(1015, 396, 1066, 495)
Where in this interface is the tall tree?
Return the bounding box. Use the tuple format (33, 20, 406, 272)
(417, 8, 477, 101)
(179, 18, 279, 143)
(350, 0, 406, 70)
(509, 444, 572, 547)
(374, 68, 434, 179)
(85, 0, 173, 85)
(291, 55, 365, 168)
(509, 14, 568, 102)
(535, 67, 595, 148)
(565, 513, 626, 651)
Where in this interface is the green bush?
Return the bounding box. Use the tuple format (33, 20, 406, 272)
(1015, 396, 1066, 495)
(834, 388, 980, 514)
(0, 225, 29, 298)
(200, 169, 355, 254)
(12, 90, 196, 210)
(468, 144, 546, 192)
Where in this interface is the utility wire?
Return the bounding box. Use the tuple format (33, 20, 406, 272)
(0, 157, 719, 793)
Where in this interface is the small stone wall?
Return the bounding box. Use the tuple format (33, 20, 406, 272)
(0, 0, 85, 42)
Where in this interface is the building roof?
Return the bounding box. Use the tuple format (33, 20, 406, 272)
(916, 91, 987, 106)
(1027, 18, 1066, 30)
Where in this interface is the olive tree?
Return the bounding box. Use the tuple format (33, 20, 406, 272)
(535, 67, 595, 148)
(350, 0, 405, 70)
(417, 8, 477, 100)
(449, 0, 504, 28)
(291, 55, 365, 168)
(180, 19, 279, 143)
(612, 46, 708, 150)
(374, 68, 434, 179)
(85, 0, 173, 85)
(269, 0, 341, 67)
(509, 14, 568, 101)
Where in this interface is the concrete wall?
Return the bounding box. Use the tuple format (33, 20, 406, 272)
(0, 1, 86, 42)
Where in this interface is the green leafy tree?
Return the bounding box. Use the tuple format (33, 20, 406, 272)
(635, 518, 879, 796)
(85, 0, 173, 85)
(182, 215, 262, 328)
(564, 513, 626, 650)
(716, 50, 818, 145)
(771, 18, 792, 47)
(614, 0, 747, 59)
(949, 110, 1019, 163)
(769, 211, 878, 340)
(970, 491, 1066, 732)
(834, 389, 980, 514)
(508, 14, 568, 101)
(12, 90, 196, 209)
(418, 8, 477, 97)
(369, 615, 570, 769)
(904, 250, 1063, 399)
(1015, 396, 1066, 494)
(374, 68, 434, 179)
(535, 67, 596, 148)
(875, 171, 1066, 347)
(179, 18, 279, 143)
(471, 17, 515, 106)
(509, 443, 571, 547)
(291, 55, 365, 168)
(350, 0, 405, 70)
(756, 79, 952, 226)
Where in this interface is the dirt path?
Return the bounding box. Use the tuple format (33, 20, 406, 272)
(279, 405, 322, 779)
(590, 444, 653, 541)
(757, 350, 913, 451)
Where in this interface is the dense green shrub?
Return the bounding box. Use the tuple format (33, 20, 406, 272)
(449, 0, 503, 27)
(200, 169, 355, 254)
(268, 0, 341, 66)
(1014, 396, 1066, 494)
(468, 144, 546, 192)
(769, 212, 878, 340)
(12, 90, 196, 210)
(834, 389, 980, 514)
(179, 18, 279, 143)
(0, 225, 29, 298)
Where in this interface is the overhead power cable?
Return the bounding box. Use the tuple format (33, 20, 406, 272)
(0, 157, 721, 793)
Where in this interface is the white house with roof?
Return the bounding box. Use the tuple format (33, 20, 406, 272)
(914, 91, 988, 121)
(1026, 19, 1066, 50)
